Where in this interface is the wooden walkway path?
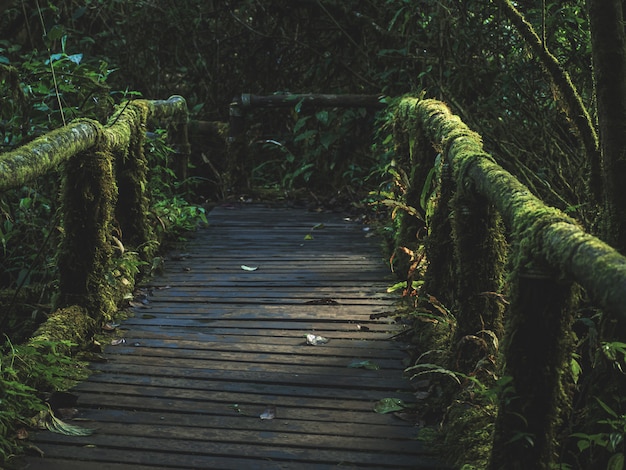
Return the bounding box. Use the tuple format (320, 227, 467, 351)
(23, 204, 447, 469)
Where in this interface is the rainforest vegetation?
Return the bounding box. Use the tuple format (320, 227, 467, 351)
(1, 1, 626, 468)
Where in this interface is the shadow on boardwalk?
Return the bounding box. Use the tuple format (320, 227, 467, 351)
(21, 204, 449, 469)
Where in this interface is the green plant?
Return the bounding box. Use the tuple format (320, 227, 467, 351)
(0, 337, 84, 464)
(572, 397, 626, 470)
(151, 197, 208, 240)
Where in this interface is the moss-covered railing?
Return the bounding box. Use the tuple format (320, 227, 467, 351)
(390, 95, 626, 469)
(0, 96, 189, 347)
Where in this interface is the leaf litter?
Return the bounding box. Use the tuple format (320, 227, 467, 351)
(373, 398, 408, 414)
(348, 359, 380, 370)
(260, 406, 276, 420)
(306, 334, 329, 345)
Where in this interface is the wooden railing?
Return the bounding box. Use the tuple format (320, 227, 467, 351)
(0, 96, 189, 346)
(390, 95, 626, 469)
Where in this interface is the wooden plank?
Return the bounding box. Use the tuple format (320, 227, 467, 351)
(79, 373, 413, 402)
(101, 345, 406, 369)
(22, 204, 447, 469)
(87, 362, 410, 390)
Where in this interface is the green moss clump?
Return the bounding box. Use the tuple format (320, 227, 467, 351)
(29, 305, 95, 350)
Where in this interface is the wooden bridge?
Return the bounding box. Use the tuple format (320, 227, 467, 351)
(22, 204, 447, 469)
(10, 93, 626, 468)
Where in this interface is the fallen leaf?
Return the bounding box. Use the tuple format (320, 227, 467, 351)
(241, 265, 258, 271)
(111, 338, 126, 346)
(43, 406, 94, 436)
(102, 323, 119, 331)
(15, 428, 29, 440)
(373, 398, 408, 414)
(304, 234, 314, 240)
(260, 406, 276, 420)
(348, 360, 380, 370)
(306, 334, 329, 345)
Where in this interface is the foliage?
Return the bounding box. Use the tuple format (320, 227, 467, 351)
(0, 338, 84, 462)
(249, 103, 377, 198)
(145, 130, 208, 241)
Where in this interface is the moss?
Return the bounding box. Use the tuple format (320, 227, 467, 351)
(0, 120, 101, 192)
(29, 305, 95, 351)
(114, 102, 156, 255)
(56, 148, 118, 323)
(392, 95, 610, 468)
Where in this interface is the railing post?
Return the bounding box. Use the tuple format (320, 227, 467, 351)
(114, 104, 152, 252)
(169, 111, 191, 185)
(451, 193, 506, 372)
(56, 147, 117, 322)
(489, 263, 575, 469)
(421, 158, 456, 307)
(226, 95, 249, 190)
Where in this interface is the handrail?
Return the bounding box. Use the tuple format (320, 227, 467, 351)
(391, 95, 626, 468)
(403, 97, 626, 316)
(0, 96, 189, 347)
(0, 96, 188, 191)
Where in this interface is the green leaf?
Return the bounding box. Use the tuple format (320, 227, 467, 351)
(68, 53, 83, 65)
(45, 411, 93, 436)
(608, 452, 625, 470)
(348, 360, 380, 370)
(293, 129, 317, 143)
(315, 110, 329, 125)
(373, 398, 407, 414)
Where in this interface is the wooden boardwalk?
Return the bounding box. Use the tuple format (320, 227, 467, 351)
(22, 204, 447, 469)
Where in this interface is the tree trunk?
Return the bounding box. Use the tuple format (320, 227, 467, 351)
(588, 0, 626, 253)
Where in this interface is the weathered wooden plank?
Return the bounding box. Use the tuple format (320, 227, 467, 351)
(102, 345, 406, 369)
(87, 362, 410, 391)
(79, 373, 413, 402)
(27, 437, 446, 469)
(65, 407, 418, 438)
(121, 305, 398, 322)
(111, 327, 406, 347)
(108, 332, 408, 356)
(22, 204, 447, 469)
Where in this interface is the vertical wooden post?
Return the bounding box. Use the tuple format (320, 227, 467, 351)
(115, 107, 151, 251)
(170, 116, 191, 185)
(420, 159, 456, 307)
(489, 265, 575, 469)
(451, 193, 506, 372)
(226, 97, 249, 190)
(57, 149, 117, 321)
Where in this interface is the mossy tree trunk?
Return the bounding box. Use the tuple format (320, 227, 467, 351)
(588, 0, 626, 254)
